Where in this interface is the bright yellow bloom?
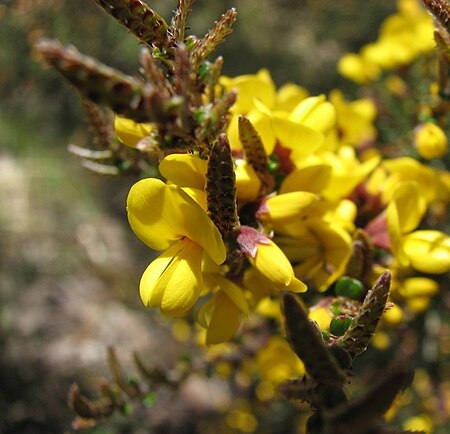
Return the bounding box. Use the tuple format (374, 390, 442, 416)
(329, 90, 377, 147)
(159, 153, 208, 189)
(220, 68, 276, 115)
(114, 116, 153, 147)
(255, 336, 305, 385)
(257, 191, 318, 227)
(403, 231, 450, 274)
(337, 53, 381, 84)
(338, 0, 434, 82)
(414, 122, 449, 160)
(127, 178, 226, 316)
(398, 277, 439, 313)
(237, 226, 307, 293)
(197, 275, 249, 344)
(367, 157, 443, 205)
(277, 221, 352, 291)
(386, 182, 450, 273)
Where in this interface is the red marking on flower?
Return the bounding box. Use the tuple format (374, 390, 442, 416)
(273, 142, 296, 174)
(236, 225, 271, 258)
(365, 212, 391, 250)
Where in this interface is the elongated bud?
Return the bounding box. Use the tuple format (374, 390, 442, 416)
(423, 0, 450, 33)
(170, 0, 195, 43)
(336, 271, 391, 359)
(191, 8, 237, 68)
(206, 134, 239, 237)
(93, 0, 170, 49)
(34, 39, 150, 122)
(238, 115, 274, 193)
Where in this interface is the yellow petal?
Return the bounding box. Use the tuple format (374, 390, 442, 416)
(272, 116, 324, 160)
(290, 95, 336, 133)
(386, 200, 410, 268)
(399, 277, 439, 298)
(235, 159, 262, 203)
(140, 239, 203, 316)
(274, 83, 309, 111)
(214, 275, 249, 314)
(403, 230, 450, 274)
(279, 164, 332, 194)
(206, 291, 242, 344)
(309, 306, 332, 330)
(159, 154, 207, 189)
(414, 122, 448, 160)
(127, 178, 226, 263)
(286, 276, 308, 293)
(249, 240, 294, 288)
(222, 69, 276, 114)
(114, 116, 153, 147)
(390, 182, 426, 233)
(260, 192, 318, 225)
(140, 241, 184, 307)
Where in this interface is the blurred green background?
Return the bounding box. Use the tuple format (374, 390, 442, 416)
(3, 1, 439, 434)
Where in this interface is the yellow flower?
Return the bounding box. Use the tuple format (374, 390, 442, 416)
(220, 68, 276, 115)
(329, 89, 377, 147)
(338, 0, 434, 82)
(414, 122, 449, 160)
(386, 182, 450, 273)
(197, 274, 249, 344)
(114, 116, 153, 147)
(256, 191, 318, 227)
(255, 336, 305, 385)
(367, 157, 441, 205)
(277, 221, 352, 292)
(337, 53, 381, 84)
(127, 178, 226, 316)
(398, 277, 439, 313)
(237, 226, 307, 293)
(402, 231, 450, 274)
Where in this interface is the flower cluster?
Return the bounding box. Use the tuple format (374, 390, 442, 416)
(120, 62, 449, 345)
(35, 0, 450, 431)
(338, 0, 435, 83)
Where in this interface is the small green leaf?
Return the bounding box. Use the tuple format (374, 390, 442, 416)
(120, 402, 133, 416)
(143, 392, 157, 407)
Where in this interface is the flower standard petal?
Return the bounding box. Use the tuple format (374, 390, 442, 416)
(127, 178, 226, 264)
(159, 154, 207, 189)
(272, 116, 324, 160)
(258, 191, 318, 226)
(114, 116, 153, 147)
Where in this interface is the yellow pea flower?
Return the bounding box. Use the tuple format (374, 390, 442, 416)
(329, 89, 377, 147)
(127, 178, 226, 316)
(237, 226, 307, 293)
(277, 221, 352, 292)
(414, 122, 449, 160)
(197, 275, 249, 344)
(386, 182, 450, 274)
(114, 116, 153, 147)
(220, 68, 276, 115)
